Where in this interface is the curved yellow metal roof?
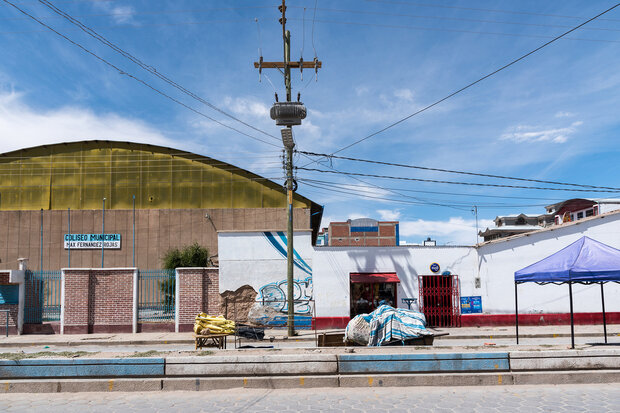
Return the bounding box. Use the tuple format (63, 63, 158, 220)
(0, 140, 317, 211)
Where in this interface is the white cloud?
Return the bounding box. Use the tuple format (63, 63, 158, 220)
(355, 86, 369, 96)
(93, 2, 136, 25)
(555, 111, 575, 118)
(320, 213, 366, 228)
(224, 96, 270, 119)
(399, 217, 495, 245)
(500, 121, 583, 144)
(296, 119, 321, 144)
(0, 91, 172, 152)
(377, 209, 401, 221)
(393, 88, 414, 102)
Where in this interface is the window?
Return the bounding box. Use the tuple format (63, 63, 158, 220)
(586, 209, 594, 217)
(577, 212, 584, 219)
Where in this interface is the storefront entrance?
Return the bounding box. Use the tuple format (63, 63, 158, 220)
(418, 274, 461, 327)
(350, 272, 399, 317)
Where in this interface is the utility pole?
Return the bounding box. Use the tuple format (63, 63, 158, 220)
(255, 0, 321, 336)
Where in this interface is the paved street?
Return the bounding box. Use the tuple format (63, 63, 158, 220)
(1, 384, 618, 412)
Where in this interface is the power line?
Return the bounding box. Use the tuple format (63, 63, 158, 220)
(299, 178, 551, 207)
(296, 167, 620, 193)
(299, 178, 566, 202)
(1, 0, 280, 148)
(302, 157, 471, 211)
(311, 0, 318, 58)
(324, 3, 620, 156)
(299, 180, 552, 210)
(288, 18, 620, 45)
(0, 18, 253, 35)
(37, 0, 279, 143)
(365, 0, 620, 22)
(5, 16, 619, 45)
(0, 5, 276, 21)
(297, 150, 620, 191)
(300, 180, 466, 208)
(287, 6, 620, 34)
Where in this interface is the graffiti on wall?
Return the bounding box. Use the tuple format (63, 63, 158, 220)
(255, 232, 313, 327)
(257, 276, 313, 315)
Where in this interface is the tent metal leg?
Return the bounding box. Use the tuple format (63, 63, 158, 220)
(601, 282, 607, 344)
(569, 283, 575, 349)
(515, 282, 519, 345)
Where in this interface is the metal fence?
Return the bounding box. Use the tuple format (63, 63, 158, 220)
(418, 274, 461, 327)
(24, 270, 62, 323)
(138, 269, 175, 323)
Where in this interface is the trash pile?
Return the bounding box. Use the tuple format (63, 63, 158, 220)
(344, 305, 432, 346)
(194, 313, 235, 335)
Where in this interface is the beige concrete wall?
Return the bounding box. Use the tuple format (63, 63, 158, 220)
(0, 208, 310, 270)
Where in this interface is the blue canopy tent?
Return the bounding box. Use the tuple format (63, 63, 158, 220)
(514, 236, 620, 348)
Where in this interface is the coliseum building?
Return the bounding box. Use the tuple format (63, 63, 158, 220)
(0, 140, 322, 271)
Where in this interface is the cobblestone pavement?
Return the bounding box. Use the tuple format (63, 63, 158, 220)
(1, 384, 618, 412)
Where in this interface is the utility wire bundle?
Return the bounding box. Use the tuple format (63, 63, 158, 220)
(194, 313, 236, 335)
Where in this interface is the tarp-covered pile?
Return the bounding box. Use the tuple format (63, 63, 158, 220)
(345, 305, 431, 346)
(194, 313, 235, 335)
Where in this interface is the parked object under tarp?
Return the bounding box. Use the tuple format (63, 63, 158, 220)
(514, 236, 620, 348)
(345, 305, 432, 346)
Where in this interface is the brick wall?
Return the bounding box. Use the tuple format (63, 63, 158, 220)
(177, 267, 220, 332)
(0, 270, 18, 334)
(327, 221, 398, 246)
(56, 267, 220, 334)
(63, 269, 134, 334)
(203, 267, 220, 316)
(0, 208, 312, 271)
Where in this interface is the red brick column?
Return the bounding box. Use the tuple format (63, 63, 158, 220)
(176, 267, 219, 332)
(63, 269, 134, 334)
(0, 271, 18, 335)
(62, 269, 89, 334)
(203, 267, 220, 316)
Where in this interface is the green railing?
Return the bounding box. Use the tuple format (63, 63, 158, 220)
(138, 269, 175, 323)
(24, 270, 62, 323)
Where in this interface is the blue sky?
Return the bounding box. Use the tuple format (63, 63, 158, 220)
(1, 0, 619, 244)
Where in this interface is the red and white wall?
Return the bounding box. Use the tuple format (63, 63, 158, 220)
(218, 211, 620, 329)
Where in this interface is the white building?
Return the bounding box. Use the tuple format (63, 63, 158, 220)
(218, 210, 620, 328)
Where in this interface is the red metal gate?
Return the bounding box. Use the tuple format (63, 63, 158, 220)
(418, 275, 461, 327)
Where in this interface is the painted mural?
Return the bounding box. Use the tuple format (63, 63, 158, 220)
(254, 232, 313, 328)
(257, 276, 313, 314)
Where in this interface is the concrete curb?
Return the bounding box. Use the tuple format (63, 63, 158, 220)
(165, 354, 338, 376)
(510, 349, 620, 371)
(1, 349, 619, 393)
(338, 352, 509, 374)
(2, 371, 619, 393)
(0, 358, 164, 379)
(0, 331, 617, 347)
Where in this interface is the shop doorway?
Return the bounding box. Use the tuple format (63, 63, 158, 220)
(418, 274, 461, 327)
(350, 273, 399, 317)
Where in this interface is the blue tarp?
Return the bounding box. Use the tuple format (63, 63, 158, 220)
(367, 305, 432, 346)
(514, 236, 620, 283)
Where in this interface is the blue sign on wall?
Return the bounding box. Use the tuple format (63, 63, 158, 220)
(460, 296, 482, 314)
(430, 263, 440, 273)
(0, 284, 19, 305)
(64, 233, 121, 249)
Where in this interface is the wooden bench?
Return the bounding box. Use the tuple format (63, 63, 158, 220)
(194, 333, 230, 350)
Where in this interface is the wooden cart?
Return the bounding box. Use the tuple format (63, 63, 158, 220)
(194, 333, 230, 350)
